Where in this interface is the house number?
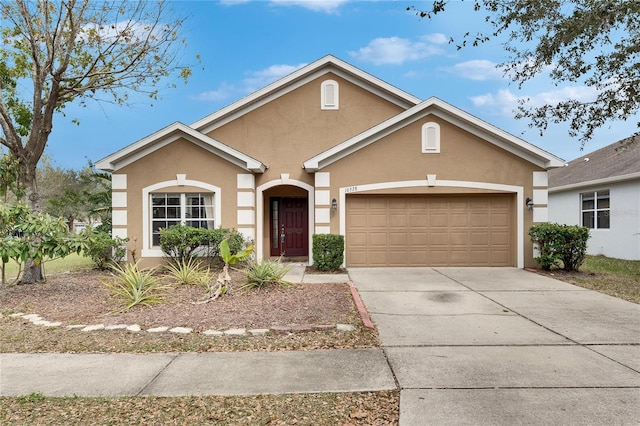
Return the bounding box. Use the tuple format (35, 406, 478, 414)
(345, 186, 358, 193)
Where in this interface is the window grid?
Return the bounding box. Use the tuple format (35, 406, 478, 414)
(581, 190, 610, 229)
(151, 193, 215, 246)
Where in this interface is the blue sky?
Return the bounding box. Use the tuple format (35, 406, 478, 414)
(44, 0, 639, 170)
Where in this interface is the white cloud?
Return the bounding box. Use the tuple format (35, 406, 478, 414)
(421, 33, 448, 44)
(349, 36, 444, 65)
(269, 0, 348, 13)
(191, 82, 235, 102)
(242, 63, 307, 93)
(191, 62, 307, 102)
(470, 86, 599, 116)
(451, 60, 503, 81)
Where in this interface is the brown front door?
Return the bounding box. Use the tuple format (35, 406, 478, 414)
(270, 197, 308, 257)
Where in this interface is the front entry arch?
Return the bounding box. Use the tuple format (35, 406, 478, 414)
(256, 178, 315, 265)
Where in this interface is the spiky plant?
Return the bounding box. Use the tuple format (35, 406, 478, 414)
(102, 262, 171, 313)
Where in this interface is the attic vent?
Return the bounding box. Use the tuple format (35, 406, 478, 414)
(321, 79, 339, 110)
(422, 122, 440, 153)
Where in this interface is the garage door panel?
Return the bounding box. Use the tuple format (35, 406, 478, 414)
(450, 213, 469, 227)
(346, 195, 514, 267)
(430, 232, 449, 246)
(409, 213, 427, 227)
(368, 251, 388, 265)
(369, 232, 388, 246)
(450, 232, 469, 246)
(470, 213, 489, 227)
(389, 214, 407, 227)
(430, 213, 449, 227)
(388, 250, 409, 265)
(409, 232, 428, 245)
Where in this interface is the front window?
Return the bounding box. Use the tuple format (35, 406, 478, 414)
(151, 193, 215, 246)
(581, 190, 610, 229)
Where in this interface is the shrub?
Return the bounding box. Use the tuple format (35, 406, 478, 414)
(529, 223, 590, 271)
(102, 262, 171, 312)
(312, 234, 344, 271)
(242, 258, 291, 290)
(164, 257, 207, 286)
(159, 225, 246, 265)
(81, 230, 128, 270)
(159, 224, 207, 264)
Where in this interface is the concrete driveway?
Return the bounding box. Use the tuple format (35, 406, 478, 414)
(349, 267, 640, 426)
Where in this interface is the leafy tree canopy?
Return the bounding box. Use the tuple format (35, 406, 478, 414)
(410, 0, 640, 144)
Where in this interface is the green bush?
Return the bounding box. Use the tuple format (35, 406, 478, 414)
(80, 229, 128, 270)
(312, 234, 344, 271)
(529, 223, 590, 271)
(159, 225, 245, 265)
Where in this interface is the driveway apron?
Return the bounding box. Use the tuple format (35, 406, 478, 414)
(349, 267, 640, 426)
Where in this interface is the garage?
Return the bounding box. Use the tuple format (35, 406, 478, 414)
(346, 194, 515, 267)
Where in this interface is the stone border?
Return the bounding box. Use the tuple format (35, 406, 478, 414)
(7, 312, 357, 336)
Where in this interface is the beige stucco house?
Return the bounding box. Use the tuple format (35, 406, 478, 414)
(96, 55, 564, 269)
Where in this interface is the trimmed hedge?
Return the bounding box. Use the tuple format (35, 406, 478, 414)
(312, 234, 344, 271)
(159, 224, 244, 264)
(529, 223, 590, 271)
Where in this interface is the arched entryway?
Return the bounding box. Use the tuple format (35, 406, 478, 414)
(256, 179, 314, 264)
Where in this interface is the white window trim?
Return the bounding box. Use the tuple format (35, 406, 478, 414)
(142, 179, 221, 257)
(422, 122, 441, 153)
(321, 79, 339, 110)
(580, 189, 610, 230)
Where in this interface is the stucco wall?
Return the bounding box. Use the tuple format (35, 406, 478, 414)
(322, 114, 544, 268)
(549, 179, 640, 260)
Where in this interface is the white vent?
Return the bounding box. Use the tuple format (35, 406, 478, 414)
(321, 80, 339, 110)
(421, 122, 440, 153)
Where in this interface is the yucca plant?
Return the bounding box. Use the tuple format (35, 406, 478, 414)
(102, 262, 171, 313)
(165, 257, 206, 286)
(242, 258, 292, 290)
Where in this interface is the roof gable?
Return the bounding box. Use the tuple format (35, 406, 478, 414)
(549, 136, 640, 190)
(95, 122, 266, 173)
(190, 55, 421, 134)
(303, 97, 565, 171)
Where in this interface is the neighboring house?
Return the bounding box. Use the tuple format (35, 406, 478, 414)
(548, 137, 640, 260)
(96, 55, 564, 269)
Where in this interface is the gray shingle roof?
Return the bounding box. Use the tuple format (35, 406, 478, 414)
(549, 136, 640, 189)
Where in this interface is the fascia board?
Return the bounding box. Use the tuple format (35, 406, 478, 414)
(191, 55, 420, 134)
(95, 122, 265, 173)
(549, 172, 640, 193)
(304, 97, 565, 171)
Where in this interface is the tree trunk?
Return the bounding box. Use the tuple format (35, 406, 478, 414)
(21, 161, 43, 284)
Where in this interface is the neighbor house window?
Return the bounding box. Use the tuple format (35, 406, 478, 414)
(422, 122, 440, 153)
(151, 193, 215, 246)
(321, 79, 339, 110)
(581, 190, 610, 229)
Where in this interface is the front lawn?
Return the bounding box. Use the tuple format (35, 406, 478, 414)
(541, 255, 640, 304)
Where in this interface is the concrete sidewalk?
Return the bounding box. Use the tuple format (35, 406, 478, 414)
(349, 267, 640, 426)
(0, 349, 395, 397)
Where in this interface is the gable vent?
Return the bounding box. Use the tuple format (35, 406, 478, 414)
(321, 80, 339, 110)
(422, 122, 440, 153)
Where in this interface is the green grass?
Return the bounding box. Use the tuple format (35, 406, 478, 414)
(550, 255, 640, 304)
(2, 253, 94, 280)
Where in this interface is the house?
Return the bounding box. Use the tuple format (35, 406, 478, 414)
(95, 55, 564, 269)
(548, 137, 640, 260)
